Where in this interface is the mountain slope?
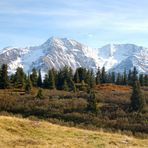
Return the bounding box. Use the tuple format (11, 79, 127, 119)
(0, 38, 148, 74)
(98, 44, 148, 73)
(0, 116, 147, 148)
(0, 37, 99, 74)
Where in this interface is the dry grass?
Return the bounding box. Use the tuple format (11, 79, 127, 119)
(96, 84, 131, 92)
(0, 116, 147, 148)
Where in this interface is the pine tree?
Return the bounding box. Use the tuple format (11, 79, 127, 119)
(139, 74, 144, 86)
(123, 69, 127, 85)
(116, 73, 122, 85)
(87, 91, 97, 114)
(36, 89, 44, 99)
(96, 67, 101, 85)
(48, 69, 55, 89)
(128, 69, 132, 85)
(0, 64, 9, 89)
(100, 67, 106, 84)
(68, 67, 73, 80)
(74, 69, 80, 83)
(107, 72, 112, 83)
(14, 67, 25, 88)
(43, 74, 49, 88)
(30, 68, 38, 87)
(131, 67, 138, 86)
(144, 75, 148, 86)
(37, 69, 42, 87)
(25, 74, 32, 94)
(62, 80, 69, 91)
(69, 78, 76, 92)
(89, 70, 96, 88)
(130, 81, 145, 112)
(76, 67, 87, 82)
(111, 72, 115, 83)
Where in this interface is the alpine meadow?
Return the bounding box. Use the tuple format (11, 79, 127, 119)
(0, 0, 148, 148)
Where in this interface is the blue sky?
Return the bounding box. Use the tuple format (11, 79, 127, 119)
(0, 0, 148, 49)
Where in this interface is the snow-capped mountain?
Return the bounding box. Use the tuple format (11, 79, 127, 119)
(0, 37, 99, 74)
(98, 44, 148, 73)
(0, 37, 147, 74)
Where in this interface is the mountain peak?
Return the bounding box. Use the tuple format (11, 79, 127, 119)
(0, 37, 147, 74)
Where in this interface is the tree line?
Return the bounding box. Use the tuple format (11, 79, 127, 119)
(0, 64, 148, 91)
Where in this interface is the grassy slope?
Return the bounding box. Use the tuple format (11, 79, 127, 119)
(0, 116, 147, 148)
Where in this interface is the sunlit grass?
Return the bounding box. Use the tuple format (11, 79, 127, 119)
(0, 116, 147, 148)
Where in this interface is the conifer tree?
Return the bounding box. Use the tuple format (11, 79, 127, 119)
(123, 69, 127, 85)
(130, 81, 145, 112)
(100, 67, 106, 83)
(111, 72, 115, 83)
(107, 72, 112, 83)
(25, 74, 32, 94)
(131, 67, 138, 85)
(36, 89, 44, 99)
(30, 68, 38, 87)
(74, 69, 80, 83)
(48, 69, 55, 89)
(89, 70, 96, 88)
(87, 90, 97, 114)
(96, 67, 101, 85)
(14, 67, 25, 88)
(116, 73, 122, 85)
(139, 74, 144, 86)
(0, 64, 9, 89)
(63, 80, 69, 91)
(37, 69, 42, 87)
(144, 75, 148, 86)
(69, 78, 76, 92)
(128, 69, 132, 85)
(68, 67, 73, 80)
(43, 74, 49, 88)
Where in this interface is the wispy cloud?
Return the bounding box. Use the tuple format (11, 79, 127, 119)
(0, 0, 148, 48)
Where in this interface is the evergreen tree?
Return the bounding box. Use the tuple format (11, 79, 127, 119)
(74, 69, 80, 83)
(87, 91, 97, 114)
(131, 67, 138, 85)
(130, 81, 145, 112)
(37, 69, 42, 87)
(48, 69, 55, 89)
(128, 69, 132, 85)
(30, 68, 38, 87)
(96, 67, 101, 85)
(139, 74, 144, 86)
(111, 72, 115, 83)
(25, 74, 32, 94)
(100, 67, 106, 83)
(14, 67, 25, 88)
(107, 72, 112, 83)
(77, 67, 87, 82)
(144, 75, 148, 86)
(62, 80, 69, 91)
(43, 74, 49, 88)
(88, 70, 96, 88)
(69, 78, 76, 92)
(123, 69, 127, 85)
(36, 89, 44, 99)
(0, 64, 9, 89)
(116, 73, 122, 85)
(68, 67, 73, 80)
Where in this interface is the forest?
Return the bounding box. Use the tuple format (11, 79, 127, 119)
(0, 64, 147, 137)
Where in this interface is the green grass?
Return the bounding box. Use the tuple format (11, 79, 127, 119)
(0, 116, 148, 148)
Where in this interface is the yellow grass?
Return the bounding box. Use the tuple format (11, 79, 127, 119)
(0, 116, 147, 148)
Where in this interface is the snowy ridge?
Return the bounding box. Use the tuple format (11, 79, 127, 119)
(98, 44, 148, 73)
(0, 37, 147, 74)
